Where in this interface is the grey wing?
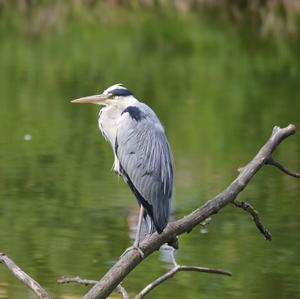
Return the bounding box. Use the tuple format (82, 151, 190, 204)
(116, 106, 173, 233)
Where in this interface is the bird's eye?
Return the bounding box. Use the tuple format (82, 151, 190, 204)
(108, 93, 116, 99)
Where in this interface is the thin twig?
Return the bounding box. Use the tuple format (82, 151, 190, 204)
(117, 283, 130, 299)
(178, 265, 232, 276)
(170, 248, 178, 266)
(232, 199, 272, 240)
(0, 252, 51, 299)
(266, 157, 300, 178)
(57, 276, 129, 299)
(57, 276, 97, 285)
(135, 249, 231, 298)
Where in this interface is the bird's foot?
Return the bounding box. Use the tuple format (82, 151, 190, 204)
(120, 245, 144, 259)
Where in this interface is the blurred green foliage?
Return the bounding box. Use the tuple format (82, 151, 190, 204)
(1, 0, 300, 36)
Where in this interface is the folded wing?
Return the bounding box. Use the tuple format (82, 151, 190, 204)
(115, 103, 173, 233)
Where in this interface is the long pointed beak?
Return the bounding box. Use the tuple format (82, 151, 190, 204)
(71, 94, 107, 104)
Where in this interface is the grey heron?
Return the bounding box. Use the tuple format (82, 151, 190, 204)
(71, 84, 173, 254)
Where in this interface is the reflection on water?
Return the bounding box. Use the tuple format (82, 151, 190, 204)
(0, 7, 300, 299)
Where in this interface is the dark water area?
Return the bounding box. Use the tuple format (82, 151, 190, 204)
(0, 6, 300, 299)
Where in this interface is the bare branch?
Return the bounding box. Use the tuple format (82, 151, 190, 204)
(83, 124, 297, 299)
(266, 157, 300, 178)
(232, 199, 272, 240)
(57, 276, 97, 285)
(2, 125, 297, 299)
(135, 249, 231, 298)
(178, 265, 231, 276)
(135, 266, 178, 299)
(57, 276, 129, 299)
(117, 283, 130, 299)
(170, 248, 178, 267)
(0, 252, 51, 299)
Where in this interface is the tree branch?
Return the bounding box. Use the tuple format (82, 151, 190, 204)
(134, 248, 231, 298)
(232, 199, 272, 240)
(266, 157, 300, 178)
(83, 124, 297, 299)
(0, 252, 51, 299)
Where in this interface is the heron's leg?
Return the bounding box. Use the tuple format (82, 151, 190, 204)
(120, 205, 145, 259)
(133, 205, 144, 247)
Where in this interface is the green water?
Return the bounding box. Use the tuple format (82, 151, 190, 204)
(0, 7, 300, 299)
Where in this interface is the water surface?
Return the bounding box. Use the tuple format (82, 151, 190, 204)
(0, 8, 300, 299)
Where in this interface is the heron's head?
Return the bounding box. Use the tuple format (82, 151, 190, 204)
(71, 84, 133, 106)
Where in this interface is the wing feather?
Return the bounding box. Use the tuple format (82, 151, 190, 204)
(116, 103, 173, 233)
